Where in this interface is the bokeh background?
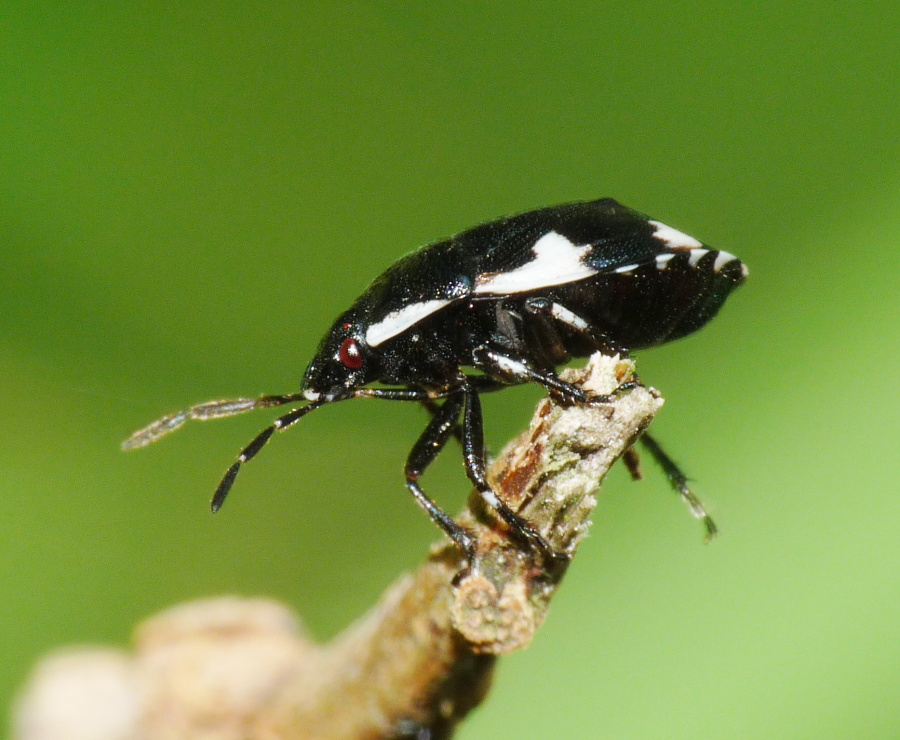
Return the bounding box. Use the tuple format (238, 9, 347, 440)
(2, 3, 898, 738)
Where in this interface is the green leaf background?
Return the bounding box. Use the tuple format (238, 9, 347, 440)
(1, 3, 898, 737)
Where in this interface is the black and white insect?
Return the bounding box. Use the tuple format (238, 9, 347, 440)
(124, 198, 746, 562)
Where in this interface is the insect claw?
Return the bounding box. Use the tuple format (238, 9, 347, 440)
(612, 380, 638, 395)
(686, 490, 719, 542)
(531, 532, 570, 566)
(702, 516, 719, 542)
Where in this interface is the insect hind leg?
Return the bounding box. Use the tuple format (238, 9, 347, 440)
(639, 432, 718, 541)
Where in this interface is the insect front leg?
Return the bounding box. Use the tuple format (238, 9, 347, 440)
(405, 392, 476, 561)
(461, 383, 567, 563)
(419, 376, 508, 448)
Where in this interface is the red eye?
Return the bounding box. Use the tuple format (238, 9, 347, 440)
(338, 337, 364, 369)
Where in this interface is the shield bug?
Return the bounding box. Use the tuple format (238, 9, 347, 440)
(124, 198, 746, 562)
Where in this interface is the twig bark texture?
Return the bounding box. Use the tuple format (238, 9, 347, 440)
(13, 353, 662, 740)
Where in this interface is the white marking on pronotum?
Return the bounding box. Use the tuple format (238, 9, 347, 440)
(649, 220, 704, 249)
(740, 263, 749, 278)
(655, 253, 676, 270)
(550, 303, 590, 332)
(366, 298, 452, 347)
(688, 248, 709, 267)
(614, 263, 639, 274)
(713, 250, 739, 272)
(473, 231, 595, 295)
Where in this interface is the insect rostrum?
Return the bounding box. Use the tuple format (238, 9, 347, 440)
(124, 198, 746, 563)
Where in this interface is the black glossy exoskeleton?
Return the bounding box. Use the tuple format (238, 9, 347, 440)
(124, 199, 747, 562)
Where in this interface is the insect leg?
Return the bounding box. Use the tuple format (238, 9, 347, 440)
(357, 383, 513, 560)
(211, 402, 323, 512)
(405, 392, 476, 560)
(473, 345, 634, 407)
(419, 376, 508, 447)
(622, 446, 644, 481)
(640, 432, 718, 541)
(357, 383, 485, 448)
(461, 384, 567, 563)
(523, 299, 643, 384)
(122, 392, 307, 450)
(523, 297, 630, 356)
(420, 396, 465, 447)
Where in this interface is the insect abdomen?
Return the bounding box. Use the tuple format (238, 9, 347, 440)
(545, 248, 746, 351)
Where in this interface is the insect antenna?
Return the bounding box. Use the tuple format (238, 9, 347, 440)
(121, 393, 307, 450)
(211, 403, 321, 512)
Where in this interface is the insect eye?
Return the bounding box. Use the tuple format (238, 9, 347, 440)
(338, 337, 364, 369)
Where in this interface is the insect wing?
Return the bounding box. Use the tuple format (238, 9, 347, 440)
(541, 203, 746, 349)
(460, 198, 746, 349)
(467, 199, 692, 296)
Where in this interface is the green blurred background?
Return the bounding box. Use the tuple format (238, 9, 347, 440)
(2, 2, 898, 738)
